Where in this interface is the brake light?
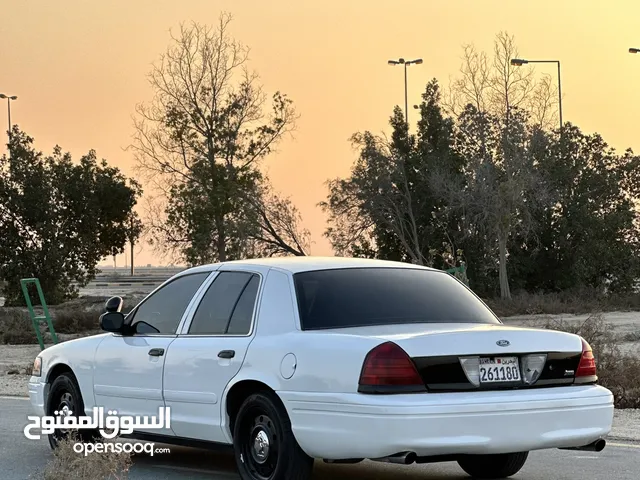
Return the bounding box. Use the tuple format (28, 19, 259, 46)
(358, 341, 426, 393)
(575, 338, 597, 378)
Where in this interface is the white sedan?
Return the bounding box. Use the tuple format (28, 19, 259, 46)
(28, 257, 614, 479)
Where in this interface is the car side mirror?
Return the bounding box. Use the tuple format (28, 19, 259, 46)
(100, 312, 126, 333)
(105, 296, 124, 313)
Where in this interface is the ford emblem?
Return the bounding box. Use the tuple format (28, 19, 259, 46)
(496, 340, 510, 347)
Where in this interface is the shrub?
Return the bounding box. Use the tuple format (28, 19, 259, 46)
(542, 314, 640, 409)
(53, 308, 101, 334)
(622, 331, 640, 342)
(38, 432, 131, 480)
(0, 310, 38, 344)
(485, 289, 640, 318)
(5, 363, 34, 375)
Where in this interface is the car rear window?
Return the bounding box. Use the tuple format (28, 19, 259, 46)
(293, 267, 500, 330)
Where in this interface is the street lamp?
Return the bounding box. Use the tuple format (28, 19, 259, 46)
(388, 58, 423, 124)
(511, 58, 563, 131)
(0, 93, 18, 140)
(629, 48, 640, 54)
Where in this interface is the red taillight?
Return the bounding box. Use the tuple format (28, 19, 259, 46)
(358, 341, 425, 393)
(576, 338, 597, 378)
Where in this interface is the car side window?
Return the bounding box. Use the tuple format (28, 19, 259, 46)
(227, 275, 260, 335)
(129, 272, 210, 335)
(188, 271, 259, 335)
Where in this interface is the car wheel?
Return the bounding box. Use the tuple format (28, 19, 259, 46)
(233, 391, 313, 480)
(457, 452, 529, 479)
(46, 372, 99, 449)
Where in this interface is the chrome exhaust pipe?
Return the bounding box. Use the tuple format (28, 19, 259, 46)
(373, 452, 417, 465)
(560, 439, 606, 452)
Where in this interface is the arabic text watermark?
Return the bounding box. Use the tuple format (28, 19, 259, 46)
(24, 406, 171, 440)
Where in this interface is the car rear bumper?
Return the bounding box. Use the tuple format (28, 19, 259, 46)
(278, 385, 614, 460)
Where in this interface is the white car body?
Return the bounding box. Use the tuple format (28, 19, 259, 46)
(28, 257, 614, 468)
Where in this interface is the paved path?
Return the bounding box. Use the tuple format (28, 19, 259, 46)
(2, 397, 638, 480)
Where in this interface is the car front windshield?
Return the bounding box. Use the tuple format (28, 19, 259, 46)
(293, 267, 500, 330)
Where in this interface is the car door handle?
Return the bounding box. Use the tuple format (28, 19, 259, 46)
(218, 350, 235, 359)
(148, 348, 165, 357)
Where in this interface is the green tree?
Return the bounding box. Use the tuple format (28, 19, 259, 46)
(0, 128, 142, 304)
(509, 124, 640, 293)
(131, 14, 308, 263)
(322, 79, 464, 268)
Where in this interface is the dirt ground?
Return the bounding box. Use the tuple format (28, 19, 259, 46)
(502, 311, 640, 356)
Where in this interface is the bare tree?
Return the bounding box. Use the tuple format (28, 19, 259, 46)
(445, 31, 557, 130)
(129, 13, 308, 262)
(321, 178, 376, 257)
(528, 74, 559, 130)
(143, 194, 190, 264)
(433, 105, 548, 299)
(441, 32, 557, 298)
(321, 130, 429, 265)
(245, 182, 310, 257)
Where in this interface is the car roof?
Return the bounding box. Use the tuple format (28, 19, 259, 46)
(180, 256, 440, 275)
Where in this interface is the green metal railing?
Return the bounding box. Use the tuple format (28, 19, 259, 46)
(20, 278, 58, 350)
(445, 264, 466, 276)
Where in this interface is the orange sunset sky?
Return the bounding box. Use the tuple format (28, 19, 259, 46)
(2, 1, 639, 267)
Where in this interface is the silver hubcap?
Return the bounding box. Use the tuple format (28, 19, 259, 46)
(252, 429, 270, 464)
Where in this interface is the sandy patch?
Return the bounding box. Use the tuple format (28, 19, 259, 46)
(502, 311, 640, 356)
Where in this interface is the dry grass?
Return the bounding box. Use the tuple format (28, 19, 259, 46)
(0, 311, 38, 345)
(37, 432, 131, 480)
(622, 330, 640, 342)
(0, 295, 128, 343)
(4, 362, 34, 375)
(486, 290, 640, 317)
(0, 307, 102, 344)
(52, 308, 102, 334)
(542, 313, 640, 409)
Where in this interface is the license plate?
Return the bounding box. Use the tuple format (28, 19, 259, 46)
(479, 356, 521, 383)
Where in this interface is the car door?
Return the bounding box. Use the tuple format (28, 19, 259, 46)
(162, 269, 262, 442)
(93, 271, 211, 435)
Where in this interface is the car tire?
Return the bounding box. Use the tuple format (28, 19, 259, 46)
(233, 391, 313, 480)
(457, 451, 529, 479)
(46, 372, 99, 449)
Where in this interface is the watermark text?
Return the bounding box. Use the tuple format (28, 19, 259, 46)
(24, 406, 171, 440)
(73, 441, 171, 457)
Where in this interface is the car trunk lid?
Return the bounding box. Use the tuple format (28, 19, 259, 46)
(324, 323, 585, 391)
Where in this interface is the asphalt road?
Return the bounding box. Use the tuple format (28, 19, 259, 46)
(2, 397, 639, 480)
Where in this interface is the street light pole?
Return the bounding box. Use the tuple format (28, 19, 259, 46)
(0, 93, 18, 140)
(556, 61, 563, 131)
(388, 58, 423, 125)
(404, 62, 408, 124)
(510, 58, 562, 131)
